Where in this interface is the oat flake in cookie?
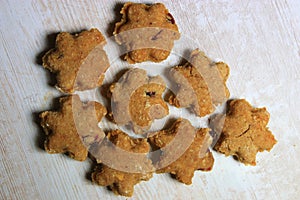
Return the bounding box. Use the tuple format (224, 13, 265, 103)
(114, 2, 180, 63)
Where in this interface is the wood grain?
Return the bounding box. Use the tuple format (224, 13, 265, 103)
(0, 0, 299, 199)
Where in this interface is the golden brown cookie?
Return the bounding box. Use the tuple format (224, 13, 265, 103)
(211, 99, 277, 165)
(148, 118, 214, 185)
(114, 2, 180, 63)
(168, 49, 230, 117)
(42, 28, 109, 93)
(39, 95, 107, 161)
(110, 68, 169, 134)
(91, 130, 153, 197)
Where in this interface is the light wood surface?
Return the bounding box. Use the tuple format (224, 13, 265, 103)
(1, 0, 300, 199)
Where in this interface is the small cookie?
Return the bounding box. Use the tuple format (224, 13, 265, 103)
(42, 28, 109, 93)
(40, 95, 107, 161)
(110, 68, 169, 134)
(148, 118, 214, 185)
(91, 130, 153, 197)
(114, 2, 180, 63)
(168, 49, 230, 117)
(211, 99, 277, 165)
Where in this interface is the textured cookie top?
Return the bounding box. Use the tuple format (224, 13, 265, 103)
(212, 99, 277, 165)
(92, 164, 152, 197)
(110, 68, 169, 134)
(169, 49, 230, 117)
(91, 129, 153, 197)
(114, 2, 180, 63)
(42, 28, 109, 93)
(114, 2, 179, 34)
(39, 95, 107, 161)
(148, 118, 214, 185)
(91, 129, 154, 172)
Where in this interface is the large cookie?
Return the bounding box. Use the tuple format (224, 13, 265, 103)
(211, 99, 277, 165)
(114, 2, 180, 63)
(110, 68, 169, 134)
(39, 95, 107, 161)
(168, 49, 230, 117)
(91, 130, 153, 197)
(42, 28, 109, 93)
(148, 118, 214, 184)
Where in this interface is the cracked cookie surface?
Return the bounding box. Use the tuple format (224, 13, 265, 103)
(211, 99, 277, 165)
(114, 2, 180, 63)
(168, 49, 230, 117)
(42, 28, 109, 93)
(40, 95, 107, 161)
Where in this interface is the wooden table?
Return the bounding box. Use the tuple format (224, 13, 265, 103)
(1, 0, 299, 199)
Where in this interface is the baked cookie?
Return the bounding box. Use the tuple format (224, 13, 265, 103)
(42, 28, 109, 93)
(40, 95, 107, 161)
(168, 49, 230, 117)
(91, 130, 153, 197)
(148, 118, 214, 185)
(114, 2, 180, 63)
(211, 99, 277, 166)
(110, 68, 169, 134)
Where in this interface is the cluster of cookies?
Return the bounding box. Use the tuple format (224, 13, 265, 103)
(39, 2, 277, 197)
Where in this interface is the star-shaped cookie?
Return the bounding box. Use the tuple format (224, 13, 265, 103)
(168, 49, 230, 117)
(148, 118, 214, 185)
(42, 28, 109, 93)
(114, 2, 180, 63)
(91, 130, 153, 197)
(110, 68, 169, 134)
(39, 95, 107, 161)
(211, 99, 277, 165)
